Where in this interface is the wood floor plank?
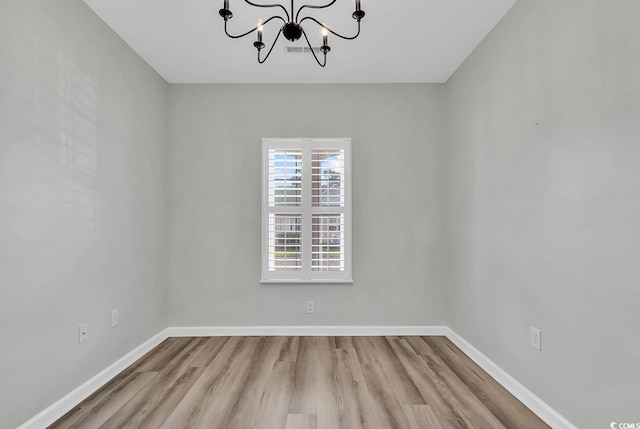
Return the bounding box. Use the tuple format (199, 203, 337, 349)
(351, 337, 414, 429)
(105, 366, 203, 429)
(135, 337, 193, 372)
(113, 338, 175, 376)
(98, 337, 206, 429)
(374, 337, 427, 405)
(49, 336, 551, 429)
(222, 337, 292, 429)
(50, 372, 157, 429)
(422, 336, 550, 429)
(184, 336, 265, 429)
(253, 361, 295, 429)
(334, 342, 391, 429)
(157, 336, 254, 429)
(285, 414, 317, 429)
(187, 336, 231, 368)
(405, 336, 508, 428)
(388, 338, 476, 429)
(278, 336, 300, 363)
(316, 336, 342, 429)
(404, 405, 445, 429)
(288, 337, 318, 416)
(47, 369, 142, 429)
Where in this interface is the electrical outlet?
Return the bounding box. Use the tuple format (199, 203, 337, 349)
(306, 301, 315, 314)
(110, 309, 119, 328)
(530, 327, 541, 351)
(79, 323, 88, 343)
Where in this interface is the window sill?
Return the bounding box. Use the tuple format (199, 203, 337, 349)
(260, 279, 354, 284)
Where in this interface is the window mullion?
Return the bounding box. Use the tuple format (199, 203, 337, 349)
(302, 145, 312, 279)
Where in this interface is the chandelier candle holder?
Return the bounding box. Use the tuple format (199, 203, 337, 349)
(219, 0, 365, 67)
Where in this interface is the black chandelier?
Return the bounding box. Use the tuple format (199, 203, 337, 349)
(218, 0, 365, 67)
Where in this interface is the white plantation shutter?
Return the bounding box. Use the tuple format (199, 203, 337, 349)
(262, 139, 352, 283)
(311, 149, 346, 272)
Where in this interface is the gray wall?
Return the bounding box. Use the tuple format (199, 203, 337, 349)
(445, 0, 640, 427)
(0, 1, 169, 427)
(168, 84, 449, 327)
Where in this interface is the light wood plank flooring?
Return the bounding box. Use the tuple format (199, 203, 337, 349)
(49, 336, 549, 429)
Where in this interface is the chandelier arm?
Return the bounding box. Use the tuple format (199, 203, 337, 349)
(243, 0, 290, 22)
(299, 16, 361, 40)
(301, 28, 327, 67)
(295, 0, 337, 23)
(224, 15, 285, 39)
(258, 28, 284, 64)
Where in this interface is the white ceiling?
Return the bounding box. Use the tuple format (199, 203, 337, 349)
(82, 0, 517, 83)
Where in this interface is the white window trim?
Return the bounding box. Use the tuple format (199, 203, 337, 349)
(261, 138, 353, 284)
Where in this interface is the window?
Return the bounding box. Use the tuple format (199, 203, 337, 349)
(262, 138, 352, 283)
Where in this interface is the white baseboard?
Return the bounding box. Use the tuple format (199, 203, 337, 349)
(18, 325, 576, 429)
(17, 329, 169, 429)
(444, 328, 577, 429)
(166, 325, 450, 337)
